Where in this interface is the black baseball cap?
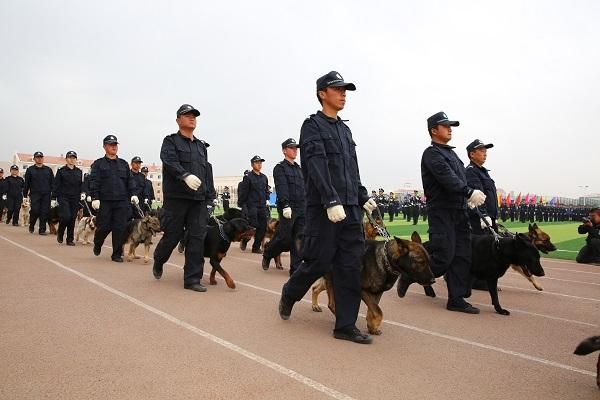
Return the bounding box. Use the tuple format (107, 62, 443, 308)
(33, 151, 44, 158)
(103, 135, 119, 144)
(10, 165, 18, 170)
(131, 156, 143, 163)
(0, 168, 3, 173)
(66, 151, 77, 158)
(250, 155, 265, 163)
(281, 138, 299, 149)
(177, 104, 200, 117)
(141, 166, 149, 172)
(427, 111, 460, 131)
(316, 71, 356, 91)
(466, 139, 494, 152)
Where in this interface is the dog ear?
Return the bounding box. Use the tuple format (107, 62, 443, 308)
(410, 231, 422, 244)
(394, 236, 409, 249)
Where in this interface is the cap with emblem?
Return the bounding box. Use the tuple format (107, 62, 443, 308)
(10, 165, 18, 170)
(33, 151, 44, 158)
(65, 150, 77, 158)
(177, 104, 200, 117)
(250, 155, 265, 163)
(466, 139, 494, 153)
(141, 166, 148, 172)
(281, 138, 299, 149)
(427, 111, 460, 132)
(103, 135, 119, 145)
(131, 156, 143, 163)
(316, 71, 356, 91)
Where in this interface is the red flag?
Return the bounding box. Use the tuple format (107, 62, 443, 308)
(515, 192, 522, 205)
(524, 193, 530, 204)
(506, 193, 511, 206)
(530, 194, 537, 204)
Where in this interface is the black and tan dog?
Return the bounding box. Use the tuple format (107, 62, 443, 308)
(574, 336, 600, 389)
(47, 205, 61, 234)
(261, 218, 284, 269)
(124, 214, 162, 264)
(510, 223, 556, 291)
(312, 232, 435, 335)
(204, 217, 255, 289)
(423, 233, 545, 315)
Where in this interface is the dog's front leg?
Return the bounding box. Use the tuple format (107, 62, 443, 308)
(311, 278, 326, 312)
(144, 242, 150, 264)
(487, 278, 509, 315)
(362, 291, 383, 335)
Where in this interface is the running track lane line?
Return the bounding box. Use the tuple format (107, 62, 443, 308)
(0, 235, 357, 400)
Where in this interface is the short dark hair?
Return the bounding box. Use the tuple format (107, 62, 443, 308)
(316, 90, 323, 105)
(590, 208, 600, 215)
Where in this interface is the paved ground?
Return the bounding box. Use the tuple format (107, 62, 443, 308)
(0, 223, 599, 399)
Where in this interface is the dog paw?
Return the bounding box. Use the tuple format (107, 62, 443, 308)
(312, 305, 322, 312)
(424, 286, 436, 298)
(143, 259, 149, 264)
(496, 308, 510, 316)
(225, 278, 236, 289)
(369, 328, 382, 335)
(275, 265, 284, 270)
(209, 279, 218, 285)
(534, 286, 543, 291)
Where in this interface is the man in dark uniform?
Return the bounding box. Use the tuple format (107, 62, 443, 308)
(411, 191, 421, 225)
(398, 111, 486, 314)
(262, 138, 305, 274)
(237, 155, 270, 254)
(129, 156, 146, 219)
(140, 166, 155, 212)
(0, 168, 6, 220)
(152, 104, 216, 292)
(221, 186, 231, 212)
(375, 188, 388, 219)
(465, 139, 497, 234)
(576, 208, 600, 264)
(23, 151, 54, 235)
(278, 71, 378, 344)
(52, 151, 83, 245)
(388, 192, 398, 222)
(89, 135, 138, 262)
(4, 165, 25, 226)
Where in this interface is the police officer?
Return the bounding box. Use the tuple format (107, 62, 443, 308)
(4, 165, 25, 226)
(89, 135, 138, 262)
(0, 168, 6, 220)
(262, 138, 305, 274)
(237, 155, 270, 254)
(221, 186, 231, 212)
(278, 71, 378, 344)
(375, 188, 388, 219)
(465, 139, 497, 234)
(23, 151, 54, 235)
(388, 192, 397, 222)
(52, 151, 84, 245)
(152, 104, 216, 292)
(129, 156, 146, 219)
(411, 191, 421, 225)
(397, 111, 486, 314)
(140, 166, 155, 212)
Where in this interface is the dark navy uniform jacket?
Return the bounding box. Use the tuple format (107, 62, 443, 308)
(160, 132, 214, 201)
(421, 142, 472, 210)
(0, 178, 6, 197)
(23, 165, 54, 196)
(89, 156, 136, 201)
(238, 171, 269, 209)
(143, 179, 155, 202)
(131, 171, 146, 199)
(52, 166, 83, 199)
(5, 176, 25, 198)
(299, 111, 369, 208)
(578, 223, 600, 243)
(465, 161, 498, 219)
(273, 159, 305, 213)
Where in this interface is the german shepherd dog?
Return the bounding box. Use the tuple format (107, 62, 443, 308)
(204, 217, 255, 289)
(261, 218, 284, 269)
(424, 233, 545, 315)
(574, 336, 600, 389)
(19, 198, 30, 227)
(510, 223, 556, 291)
(124, 214, 162, 263)
(47, 205, 61, 234)
(312, 232, 435, 335)
(364, 215, 384, 240)
(75, 216, 96, 244)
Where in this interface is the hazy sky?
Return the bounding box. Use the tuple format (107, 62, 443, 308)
(1, 0, 598, 197)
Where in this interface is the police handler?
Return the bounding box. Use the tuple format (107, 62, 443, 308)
(465, 139, 497, 234)
(278, 71, 378, 344)
(140, 166, 155, 211)
(397, 112, 486, 314)
(23, 151, 54, 235)
(89, 135, 138, 262)
(52, 151, 84, 245)
(262, 138, 305, 274)
(4, 165, 25, 226)
(237, 155, 270, 254)
(129, 156, 146, 219)
(152, 104, 216, 292)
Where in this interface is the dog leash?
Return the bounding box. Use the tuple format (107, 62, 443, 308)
(366, 207, 391, 243)
(475, 207, 501, 242)
(80, 200, 93, 217)
(134, 202, 145, 218)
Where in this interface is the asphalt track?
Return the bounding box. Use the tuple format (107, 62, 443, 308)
(1, 223, 599, 399)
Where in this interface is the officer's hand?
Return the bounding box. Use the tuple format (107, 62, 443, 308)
(266, 200, 270, 207)
(326, 205, 346, 223)
(2, 194, 6, 200)
(80, 193, 86, 201)
(91, 200, 101, 210)
(362, 198, 378, 215)
(480, 216, 493, 229)
(282, 207, 292, 219)
(51, 199, 58, 208)
(183, 174, 202, 190)
(213, 199, 218, 206)
(130, 195, 139, 205)
(467, 190, 486, 209)
(86, 196, 92, 203)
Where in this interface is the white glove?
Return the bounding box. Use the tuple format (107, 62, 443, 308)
(144, 199, 149, 205)
(130, 195, 139, 205)
(213, 199, 218, 206)
(480, 216, 493, 229)
(86, 196, 92, 203)
(2, 194, 6, 200)
(51, 199, 58, 208)
(362, 198, 378, 214)
(282, 207, 292, 219)
(183, 174, 201, 190)
(80, 193, 86, 201)
(467, 190, 486, 209)
(266, 200, 270, 207)
(326, 205, 346, 223)
(91, 200, 100, 210)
